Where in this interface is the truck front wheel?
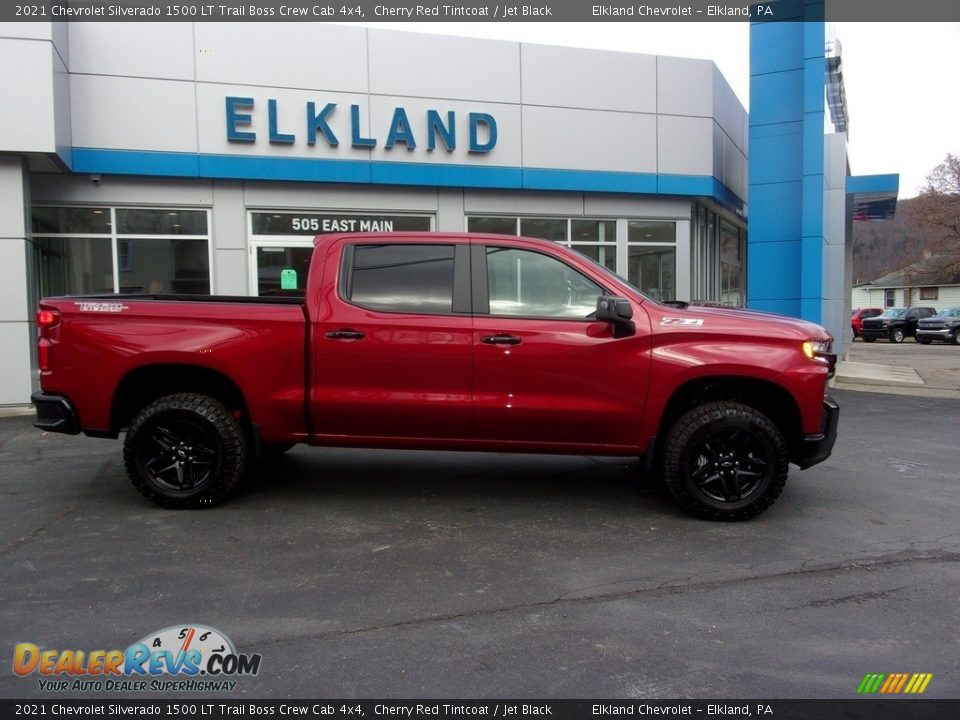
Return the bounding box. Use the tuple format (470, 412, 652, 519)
(123, 393, 247, 508)
(662, 401, 788, 521)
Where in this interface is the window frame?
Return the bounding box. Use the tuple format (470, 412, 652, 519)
(338, 241, 471, 316)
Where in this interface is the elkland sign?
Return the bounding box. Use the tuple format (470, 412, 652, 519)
(225, 97, 499, 154)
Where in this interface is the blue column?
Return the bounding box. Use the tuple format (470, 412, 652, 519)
(748, 6, 826, 324)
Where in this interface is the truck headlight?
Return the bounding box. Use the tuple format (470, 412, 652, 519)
(802, 339, 832, 360)
(803, 340, 836, 377)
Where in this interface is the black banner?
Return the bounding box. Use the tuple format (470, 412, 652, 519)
(3, 0, 960, 23)
(2, 700, 960, 720)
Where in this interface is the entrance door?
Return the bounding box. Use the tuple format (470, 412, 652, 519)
(250, 238, 314, 296)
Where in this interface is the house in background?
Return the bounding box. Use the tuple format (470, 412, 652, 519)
(852, 253, 960, 310)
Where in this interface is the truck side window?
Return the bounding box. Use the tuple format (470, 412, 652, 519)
(347, 244, 456, 314)
(486, 247, 603, 319)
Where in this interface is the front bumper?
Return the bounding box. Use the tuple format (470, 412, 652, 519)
(795, 395, 839, 469)
(859, 327, 890, 340)
(916, 328, 953, 340)
(31, 392, 81, 435)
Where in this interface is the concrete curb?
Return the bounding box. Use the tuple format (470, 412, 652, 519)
(0, 405, 34, 418)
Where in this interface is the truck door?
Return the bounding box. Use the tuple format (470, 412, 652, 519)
(311, 240, 473, 441)
(471, 242, 650, 449)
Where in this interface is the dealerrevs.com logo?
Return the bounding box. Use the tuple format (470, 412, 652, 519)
(13, 625, 262, 693)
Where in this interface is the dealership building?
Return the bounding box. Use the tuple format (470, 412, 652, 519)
(0, 17, 893, 406)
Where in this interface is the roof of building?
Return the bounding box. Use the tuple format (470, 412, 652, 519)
(865, 254, 960, 288)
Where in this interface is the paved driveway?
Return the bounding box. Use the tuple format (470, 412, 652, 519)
(1, 389, 958, 699)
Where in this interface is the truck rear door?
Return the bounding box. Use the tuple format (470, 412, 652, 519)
(311, 239, 474, 441)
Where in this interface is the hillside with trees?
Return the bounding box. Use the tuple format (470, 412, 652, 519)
(853, 154, 960, 285)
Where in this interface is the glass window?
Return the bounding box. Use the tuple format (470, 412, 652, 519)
(36, 237, 113, 296)
(486, 247, 602, 319)
(520, 218, 567, 243)
(920, 287, 938, 300)
(884, 289, 895, 307)
(628, 220, 676, 244)
(719, 220, 744, 307)
(467, 217, 517, 235)
(114, 238, 210, 294)
(628, 246, 676, 302)
(32, 207, 111, 234)
(33, 206, 212, 297)
(571, 244, 617, 273)
(117, 209, 207, 235)
(347, 244, 456, 314)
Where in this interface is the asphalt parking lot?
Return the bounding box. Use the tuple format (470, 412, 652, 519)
(1, 388, 959, 700)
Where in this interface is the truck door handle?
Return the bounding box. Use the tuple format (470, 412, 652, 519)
(325, 329, 365, 340)
(481, 334, 522, 346)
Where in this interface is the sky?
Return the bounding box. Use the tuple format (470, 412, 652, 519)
(353, 21, 960, 199)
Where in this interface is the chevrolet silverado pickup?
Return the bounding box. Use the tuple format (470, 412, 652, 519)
(32, 232, 838, 520)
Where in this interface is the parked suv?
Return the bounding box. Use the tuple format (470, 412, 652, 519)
(916, 307, 960, 345)
(851, 307, 882, 338)
(860, 307, 937, 343)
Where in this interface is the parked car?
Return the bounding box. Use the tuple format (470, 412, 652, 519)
(32, 232, 838, 521)
(851, 307, 882, 338)
(916, 307, 960, 345)
(859, 307, 938, 343)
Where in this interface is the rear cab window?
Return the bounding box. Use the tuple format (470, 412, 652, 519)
(339, 242, 470, 315)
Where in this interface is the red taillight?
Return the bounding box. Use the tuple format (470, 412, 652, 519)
(37, 309, 60, 330)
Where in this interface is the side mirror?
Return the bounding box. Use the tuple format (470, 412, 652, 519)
(596, 295, 636, 338)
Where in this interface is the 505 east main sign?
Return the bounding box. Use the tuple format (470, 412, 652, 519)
(225, 97, 499, 154)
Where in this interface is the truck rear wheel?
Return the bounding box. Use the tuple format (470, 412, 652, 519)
(662, 401, 788, 521)
(123, 393, 247, 508)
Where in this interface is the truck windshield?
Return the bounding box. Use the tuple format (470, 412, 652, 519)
(879, 308, 907, 318)
(572, 252, 655, 306)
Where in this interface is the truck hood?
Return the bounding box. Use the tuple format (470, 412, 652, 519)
(654, 303, 833, 342)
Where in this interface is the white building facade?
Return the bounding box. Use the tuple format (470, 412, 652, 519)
(0, 22, 748, 405)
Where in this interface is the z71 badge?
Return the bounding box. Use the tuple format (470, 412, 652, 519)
(661, 317, 704, 327)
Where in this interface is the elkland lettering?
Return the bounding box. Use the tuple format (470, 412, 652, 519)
(225, 97, 498, 154)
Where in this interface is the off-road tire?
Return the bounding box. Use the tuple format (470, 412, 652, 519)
(662, 401, 789, 521)
(123, 393, 247, 508)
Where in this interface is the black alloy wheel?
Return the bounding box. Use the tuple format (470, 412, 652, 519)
(663, 401, 788, 521)
(124, 394, 247, 508)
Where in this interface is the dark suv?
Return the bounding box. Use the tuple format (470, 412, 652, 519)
(860, 307, 937, 343)
(916, 307, 960, 345)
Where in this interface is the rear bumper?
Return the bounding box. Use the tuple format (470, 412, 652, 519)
(31, 392, 81, 435)
(795, 395, 839, 469)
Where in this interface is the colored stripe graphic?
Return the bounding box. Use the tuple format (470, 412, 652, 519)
(857, 672, 932, 694)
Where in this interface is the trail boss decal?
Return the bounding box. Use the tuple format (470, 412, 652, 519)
(74, 302, 130, 313)
(661, 317, 704, 327)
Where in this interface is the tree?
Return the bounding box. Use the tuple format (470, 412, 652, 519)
(912, 154, 960, 273)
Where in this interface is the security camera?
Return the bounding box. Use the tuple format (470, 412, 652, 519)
(90, 174, 101, 184)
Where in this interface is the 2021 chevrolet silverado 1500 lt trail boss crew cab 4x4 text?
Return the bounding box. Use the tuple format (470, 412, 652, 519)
(32, 232, 838, 521)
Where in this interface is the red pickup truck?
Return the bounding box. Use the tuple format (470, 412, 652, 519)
(32, 232, 837, 520)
